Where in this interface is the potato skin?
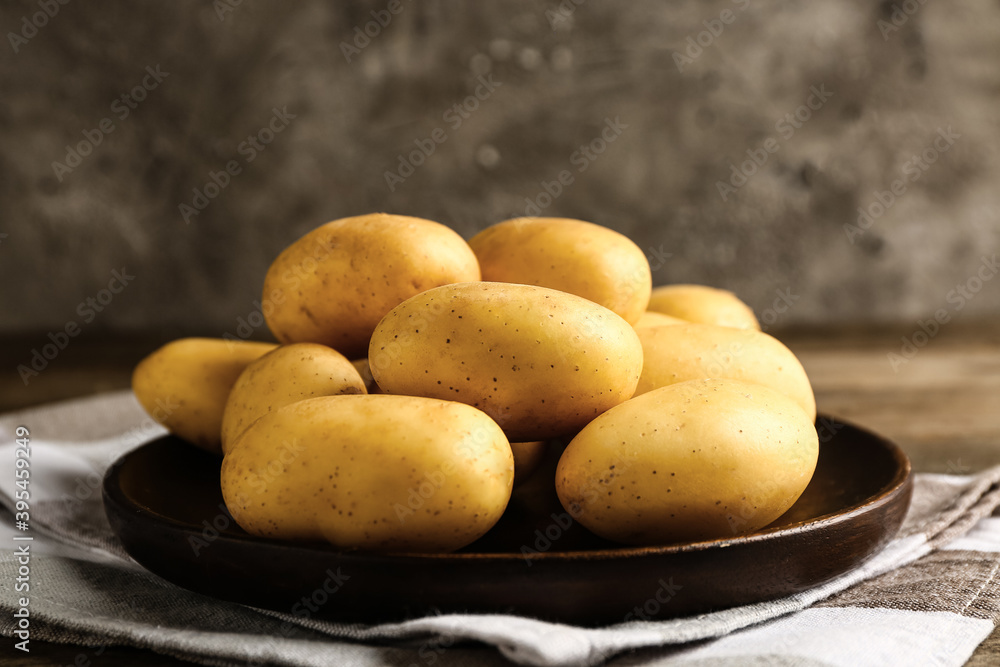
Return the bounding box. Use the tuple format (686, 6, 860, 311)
(220, 343, 367, 455)
(262, 213, 480, 358)
(221, 395, 513, 553)
(468, 218, 651, 324)
(132, 338, 277, 454)
(555, 379, 819, 545)
(635, 323, 816, 420)
(350, 358, 383, 395)
(633, 311, 687, 329)
(369, 282, 643, 441)
(648, 284, 760, 330)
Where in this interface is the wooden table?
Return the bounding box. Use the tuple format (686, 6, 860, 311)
(1, 327, 998, 666)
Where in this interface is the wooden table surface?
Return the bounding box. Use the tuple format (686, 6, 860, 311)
(1, 326, 998, 666)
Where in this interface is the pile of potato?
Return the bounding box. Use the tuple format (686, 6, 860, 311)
(132, 214, 818, 552)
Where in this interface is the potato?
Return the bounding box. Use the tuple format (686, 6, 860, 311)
(468, 218, 651, 324)
(633, 311, 687, 329)
(556, 378, 819, 545)
(220, 343, 367, 455)
(221, 395, 513, 553)
(647, 284, 760, 330)
(511, 441, 546, 486)
(262, 213, 480, 358)
(369, 282, 643, 441)
(132, 338, 277, 454)
(635, 323, 816, 420)
(350, 358, 383, 395)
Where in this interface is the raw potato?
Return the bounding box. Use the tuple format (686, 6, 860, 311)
(556, 379, 819, 545)
(369, 282, 644, 441)
(351, 358, 383, 395)
(633, 311, 687, 329)
(468, 218, 652, 324)
(635, 323, 816, 420)
(220, 343, 367, 455)
(647, 284, 760, 330)
(262, 213, 481, 358)
(221, 395, 514, 553)
(132, 338, 277, 454)
(511, 441, 546, 485)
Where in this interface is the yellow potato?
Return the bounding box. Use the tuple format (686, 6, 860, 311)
(262, 213, 480, 358)
(511, 441, 546, 486)
(648, 284, 760, 330)
(350, 358, 383, 395)
(221, 395, 513, 553)
(132, 338, 277, 454)
(635, 323, 816, 420)
(369, 282, 643, 441)
(556, 378, 819, 545)
(633, 311, 687, 329)
(468, 218, 651, 324)
(220, 343, 367, 455)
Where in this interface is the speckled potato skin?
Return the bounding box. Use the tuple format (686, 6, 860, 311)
(369, 282, 644, 442)
(467, 218, 652, 324)
(221, 395, 514, 553)
(633, 311, 687, 329)
(635, 323, 816, 420)
(220, 343, 367, 455)
(262, 213, 481, 358)
(132, 338, 277, 454)
(647, 284, 760, 330)
(556, 379, 819, 545)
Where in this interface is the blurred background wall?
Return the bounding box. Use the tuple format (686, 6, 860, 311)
(2, 0, 999, 340)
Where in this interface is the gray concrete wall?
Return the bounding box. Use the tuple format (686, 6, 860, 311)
(2, 0, 998, 338)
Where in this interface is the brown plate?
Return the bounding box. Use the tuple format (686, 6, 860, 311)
(103, 415, 911, 625)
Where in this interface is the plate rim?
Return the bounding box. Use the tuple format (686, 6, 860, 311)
(103, 414, 913, 563)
